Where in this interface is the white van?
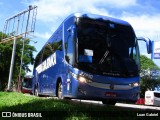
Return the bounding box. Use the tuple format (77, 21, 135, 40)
(145, 91, 160, 106)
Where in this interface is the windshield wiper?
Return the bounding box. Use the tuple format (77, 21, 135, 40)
(99, 50, 109, 64)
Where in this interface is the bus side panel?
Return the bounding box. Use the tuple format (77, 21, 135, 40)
(62, 16, 77, 97)
(32, 23, 67, 96)
(33, 51, 65, 95)
(48, 50, 65, 96)
(32, 70, 38, 94)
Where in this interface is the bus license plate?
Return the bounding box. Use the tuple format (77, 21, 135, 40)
(105, 92, 117, 97)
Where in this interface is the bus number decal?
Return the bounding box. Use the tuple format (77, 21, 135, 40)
(80, 72, 93, 79)
(36, 53, 56, 74)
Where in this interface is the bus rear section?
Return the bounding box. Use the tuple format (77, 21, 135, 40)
(21, 75, 33, 94)
(145, 91, 160, 106)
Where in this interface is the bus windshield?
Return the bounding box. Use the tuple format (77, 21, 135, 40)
(77, 18, 140, 77)
(22, 78, 32, 88)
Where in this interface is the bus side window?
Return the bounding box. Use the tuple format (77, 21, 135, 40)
(53, 30, 63, 51)
(42, 43, 53, 61)
(66, 35, 74, 65)
(34, 50, 43, 68)
(41, 30, 62, 62)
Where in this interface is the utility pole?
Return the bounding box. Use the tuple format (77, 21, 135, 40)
(7, 18, 20, 91)
(1, 5, 37, 91)
(7, 37, 17, 91)
(18, 5, 32, 92)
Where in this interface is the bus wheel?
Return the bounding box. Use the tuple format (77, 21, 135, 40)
(57, 82, 63, 99)
(34, 87, 39, 97)
(102, 100, 116, 105)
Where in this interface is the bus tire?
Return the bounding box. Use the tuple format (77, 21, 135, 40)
(57, 81, 64, 99)
(102, 100, 116, 105)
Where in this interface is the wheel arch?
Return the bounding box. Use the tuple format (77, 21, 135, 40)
(56, 77, 63, 97)
(33, 82, 39, 95)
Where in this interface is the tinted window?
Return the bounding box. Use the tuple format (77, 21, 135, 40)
(34, 50, 43, 68)
(22, 78, 32, 88)
(66, 35, 74, 65)
(77, 18, 139, 77)
(154, 93, 160, 98)
(42, 30, 62, 62)
(42, 40, 62, 61)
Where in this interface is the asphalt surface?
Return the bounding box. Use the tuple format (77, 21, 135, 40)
(72, 99, 160, 111)
(25, 94, 160, 111)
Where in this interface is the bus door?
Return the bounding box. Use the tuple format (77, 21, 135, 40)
(66, 68, 72, 95)
(64, 25, 76, 95)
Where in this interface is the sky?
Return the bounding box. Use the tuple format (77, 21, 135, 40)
(0, 0, 160, 74)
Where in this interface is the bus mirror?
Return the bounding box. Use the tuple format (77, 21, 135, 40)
(137, 37, 152, 54)
(67, 25, 76, 33)
(67, 26, 71, 32)
(67, 25, 77, 41)
(71, 25, 77, 42)
(71, 26, 76, 34)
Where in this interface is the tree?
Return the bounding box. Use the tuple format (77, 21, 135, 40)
(0, 32, 36, 91)
(140, 55, 160, 98)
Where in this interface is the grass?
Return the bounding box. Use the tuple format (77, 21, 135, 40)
(0, 92, 159, 120)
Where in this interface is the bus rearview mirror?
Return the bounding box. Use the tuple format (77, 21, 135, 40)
(137, 37, 152, 54)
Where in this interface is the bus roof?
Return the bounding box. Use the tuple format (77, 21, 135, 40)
(65, 13, 130, 26)
(41, 13, 131, 51)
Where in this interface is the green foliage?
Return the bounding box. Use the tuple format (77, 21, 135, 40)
(140, 55, 159, 70)
(0, 92, 38, 108)
(1, 92, 158, 120)
(140, 55, 160, 98)
(0, 32, 36, 91)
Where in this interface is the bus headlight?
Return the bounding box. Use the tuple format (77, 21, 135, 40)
(70, 72, 92, 83)
(77, 76, 92, 83)
(78, 76, 87, 83)
(129, 82, 140, 87)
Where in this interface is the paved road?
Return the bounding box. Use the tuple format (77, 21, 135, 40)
(116, 103, 160, 110)
(25, 94, 160, 111)
(72, 99, 160, 111)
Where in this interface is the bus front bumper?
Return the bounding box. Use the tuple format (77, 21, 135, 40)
(75, 82, 139, 102)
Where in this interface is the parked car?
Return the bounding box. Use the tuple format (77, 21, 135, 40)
(145, 91, 160, 106)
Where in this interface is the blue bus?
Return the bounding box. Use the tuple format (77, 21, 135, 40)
(32, 13, 152, 105)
